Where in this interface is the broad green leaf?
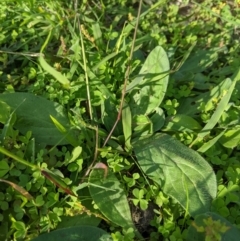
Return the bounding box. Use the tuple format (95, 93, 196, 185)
(128, 46, 170, 116)
(0, 93, 73, 145)
(187, 212, 240, 241)
(57, 212, 100, 230)
(31, 226, 112, 241)
(150, 107, 165, 133)
(219, 128, 240, 148)
(88, 169, 134, 229)
(133, 133, 217, 217)
(163, 114, 202, 132)
(0, 102, 17, 143)
(101, 98, 122, 136)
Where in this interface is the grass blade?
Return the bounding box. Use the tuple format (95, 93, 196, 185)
(0, 146, 37, 170)
(190, 68, 240, 147)
(39, 56, 70, 89)
(122, 101, 132, 150)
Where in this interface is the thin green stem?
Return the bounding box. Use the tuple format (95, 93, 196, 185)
(0, 146, 38, 170)
(77, 19, 93, 120)
(40, 28, 52, 53)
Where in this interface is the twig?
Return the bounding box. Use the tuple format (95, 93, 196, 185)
(103, 0, 143, 147)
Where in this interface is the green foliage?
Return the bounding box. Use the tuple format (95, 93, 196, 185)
(133, 133, 217, 216)
(32, 226, 112, 241)
(132, 188, 148, 211)
(0, 92, 75, 145)
(1, 0, 240, 240)
(88, 169, 137, 232)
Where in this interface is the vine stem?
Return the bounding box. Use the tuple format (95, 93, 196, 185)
(103, 0, 143, 147)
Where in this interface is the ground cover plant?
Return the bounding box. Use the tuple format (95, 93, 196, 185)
(1, 0, 240, 240)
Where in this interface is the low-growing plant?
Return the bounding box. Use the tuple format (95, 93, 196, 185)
(1, 0, 240, 240)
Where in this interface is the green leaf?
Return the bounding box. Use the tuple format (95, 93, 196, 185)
(219, 128, 240, 148)
(39, 56, 70, 89)
(190, 72, 239, 147)
(0, 102, 17, 143)
(0, 93, 73, 145)
(92, 22, 103, 47)
(164, 114, 202, 132)
(178, 78, 232, 116)
(57, 213, 100, 230)
(0, 101, 10, 124)
(128, 46, 170, 116)
(133, 133, 217, 217)
(69, 146, 82, 163)
(173, 48, 220, 81)
(12, 221, 25, 230)
(0, 145, 37, 169)
(139, 199, 148, 211)
(101, 98, 122, 136)
(133, 114, 152, 137)
(150, 107, 165, 133)
(50, 115, 78, 147)
(122, 101, 132, 150)
(132, 199, 139, 206)
(0, 161, 9, 177)
(88, 169, 134, 229)
(31, 226, 112, 241)
(67, 163, 78, 172)
(34, 195, 44, 207)
(198, 129, 227, 153)
(133, 188, 144, 199)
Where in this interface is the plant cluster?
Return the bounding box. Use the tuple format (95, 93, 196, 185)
(1, 0, 240, 241)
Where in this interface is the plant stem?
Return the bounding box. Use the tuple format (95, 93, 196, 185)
(103, 0, 143, 147)
(0, 146, 38, 170)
